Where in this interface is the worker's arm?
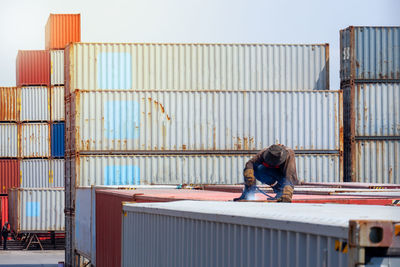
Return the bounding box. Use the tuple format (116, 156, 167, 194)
(281, 148, 299, 185)
(243, 148, 267, 186)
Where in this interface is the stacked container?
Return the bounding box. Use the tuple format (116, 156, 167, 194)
(340, 26, 400, 183)
(64, 42, 343, 265)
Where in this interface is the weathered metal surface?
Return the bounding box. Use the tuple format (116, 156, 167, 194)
(21, 123, 50, 158)
(70, 90, 341, 152)
(20, 86, 50, 121)
(51, 86, 65, 121)
(16, 50, 50, 86)
(0, 159, 19, 194)
(122, 201, 400, 267)
(341, 26, 400, 82)
(0, 123, 18, 157)
(75, 188, 92, 259)
(0, 87, 19, 121)
(45, 14, 81, 50)
(51, 122, 65, 157)
(66, 43, 329, 93)
(355, 140, 399, 184)
(8, 188, 65, 232)
(51, 50, 65, 85)
(20, 159, 64, 188)
(354, 83, 400, 136)
(74, 153, 341, 187)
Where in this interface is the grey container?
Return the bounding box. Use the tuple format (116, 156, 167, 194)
(340, 26, 400, 82)
(20, 159, 64, 188)
(8, 188, 65, 233)
(20, 86, 50, 121)
(121, 201, 400, 267)
(66, 43, 329, 93)
(51, 50, 64, 85)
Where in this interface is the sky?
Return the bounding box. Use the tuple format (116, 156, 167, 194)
(0, 0, 399, 89)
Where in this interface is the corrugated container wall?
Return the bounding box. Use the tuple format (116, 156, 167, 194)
(68, 90, 341, 152)
(0, 196, 8, 225)
(0, 160, 19, 194)
(121, 201, 400, 267)
(354, 83, 400, 136)
(355, 140, 399, 184)
(75, 154, 341, 187)
(0, 87, 19, 121)
(0, 123, 18, 157)
(66, 43, 329, 93)
(20, 159, 64, 188)
(51, 50, 65, 85)
(51, 86, 65, 121)
(340, 26, 400, 82)
(51, 123, 65, 157)
(8, 188, 65, 232)
(45, 14, 81, 50)
(20, 87, 49, 121)
(16, 50, 50, 86)
(21, 123, 50, 158)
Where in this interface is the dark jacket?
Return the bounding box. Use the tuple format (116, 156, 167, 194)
(244, 145, 299, 185)
(1, 225, 9, 237)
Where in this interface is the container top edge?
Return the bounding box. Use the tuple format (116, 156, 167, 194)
(69, 42, 330, 46)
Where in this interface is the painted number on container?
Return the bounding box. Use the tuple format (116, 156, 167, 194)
(97, 52, 132, 89)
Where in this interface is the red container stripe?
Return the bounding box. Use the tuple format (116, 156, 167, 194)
(16, 50, 50, 86)
(0, 160, 20, 194)
(0, 196, 8, 226)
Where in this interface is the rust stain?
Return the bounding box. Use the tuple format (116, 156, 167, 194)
(213, 127, 216, 150)
(182, 144, 187, 150)
(166, 115, 171, 121)
(235, 137, 242, 150)
(388, 167, 393, 183)
(243, 137, 248, 150)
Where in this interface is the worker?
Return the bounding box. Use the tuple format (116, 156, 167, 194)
(234, 144, 299, 202)
(1, 222, 10, 250)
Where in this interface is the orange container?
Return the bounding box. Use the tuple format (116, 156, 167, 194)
(0, 87, 19, 121)
(45, 14, 81, 50)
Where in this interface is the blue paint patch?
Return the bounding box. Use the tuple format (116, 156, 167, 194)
(104, 165, 140, 185)
(51, 122, 65, 157)
(104, 100, 140, 139)
(97, 52, 132, 89)
(26, 202, 40, 217)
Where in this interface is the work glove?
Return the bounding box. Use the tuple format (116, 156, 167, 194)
(244, 169, 256, 187)
(233, 184, 256, 201)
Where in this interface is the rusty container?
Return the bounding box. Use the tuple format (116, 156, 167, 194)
(0, 159, 20, 194)
(0, 87, 19, 121)
(16, 50, 50, 86)
(45, 14, 81, 50)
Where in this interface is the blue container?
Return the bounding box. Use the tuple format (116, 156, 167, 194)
(51, 122, 65, 157)
(340, 26, 400, 82)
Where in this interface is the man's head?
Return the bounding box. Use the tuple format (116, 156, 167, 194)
(263, 145, 288, 166)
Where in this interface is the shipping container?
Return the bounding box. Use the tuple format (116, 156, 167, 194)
(51, 50, 65, 85)
(45, 14, 81, 50)
(16, 50, 50, 86)
(0, 123, 18, 157)
(8, 188, 64, 232)
(65, 43, 329, 93)
(51, 122, 65, 157)
(354, 83, 400, 136)
(73, 153, 341, 187)
(67, 90, 342, 152)
(0, 159, 19, 194)
(0, 87, 19, 121)
(20, 86, 50, 121)
(340, 26, 400, 82)
(122, 201, 400, 267)
(21, 123, 50, 158)
(20, 159, 64, 188)
(51, 86, 65, 121)
(0, 196, 8, 226)
(355, 140, 399, 184)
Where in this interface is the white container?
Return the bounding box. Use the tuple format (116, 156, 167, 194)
(0, 123, 18, 157)
(8, 188, 65, 232)
(355, 140, 399, 184)
(71, 90, 342, 152)
(74, 153, 341, 187)
(354, 83, 400, 136)
(21, 123, 50, 158)
(51, 50, 64, 85)
(66, 43, 329, 92)
(20, 159, 64, 188)
(20, 86, 50, 121)
(122, 201, 400, 267)
(51, 86, 65, 121)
